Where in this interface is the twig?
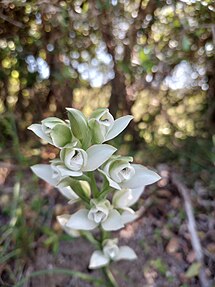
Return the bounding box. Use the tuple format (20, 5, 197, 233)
(171, 173, 211, 287)
(0, 11, 24, 28)
(135, 197, 153, 220)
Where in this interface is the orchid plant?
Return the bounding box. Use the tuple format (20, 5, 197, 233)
(28, 108, 161, 286)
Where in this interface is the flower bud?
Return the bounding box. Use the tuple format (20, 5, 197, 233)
(89, 108, 133, 143)
(66, 108, 90, 147)
(28, 117, 72, 148)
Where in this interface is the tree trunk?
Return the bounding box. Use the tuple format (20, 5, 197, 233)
(207, 59, 215, 133)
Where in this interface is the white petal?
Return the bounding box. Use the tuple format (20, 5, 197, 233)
(31, 164, 58, 186)
(28, 124, 52, 143)
(66, 209, 98, 230)
(122, 164, 161, 189)
(128, 186, 145, 206)
(115, 246, 137, 261)
(89, 250, 109, 269)
(105, 115, 133, 141)
(83, 144, 117, 172)
(57, 215, 80, 237)
(57, 186, 79, 202)
(113, 189, 132, 209)
(56, 165, 83, 177)
(102, 209, 124, 231)
(99, 169, 121, 190)
(121, 210, 137, 224)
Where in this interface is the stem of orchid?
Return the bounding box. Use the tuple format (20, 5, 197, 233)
(100, 226, 109, 242)
(88, 172, 99, 198)
(81, 231, 100, 248)
(98, 228, 119, 287)
(102, 266, 119, 287)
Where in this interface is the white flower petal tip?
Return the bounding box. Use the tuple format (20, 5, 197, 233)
(31, 164, 58, 186)
(89, 251, 109, 269)
(84, 144, 117, 172)
(122, 164, 161, 189)
(102, 209, 124, 231)
(28, 124, 52, 143)
(105, 115, 134, 141)
(121, 210, 137, 225)
(89, 109, 133, 143)
(66, 209, 98, 231)
(113, 187, 145, 208)
(116, 246, 137, 261)
(57, 186, 79, 202)
(57, 215, 80, 237)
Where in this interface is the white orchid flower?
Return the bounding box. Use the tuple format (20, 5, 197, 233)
(28, 117, 73, 148)
(112, 187, 145, 224)
(89, 239, 137, 269)
(66, 199, 124, 231)
(100, 156, 161, 190)
(53, 144, 116, 178)
(57, 214, 80, 237)
(31, 164, 79, 202)
(88, 108, 133, 143)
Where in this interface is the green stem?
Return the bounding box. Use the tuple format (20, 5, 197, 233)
(99, 228, 119, 287)
(83, 228, 119, 287)
(81, 231, 100, 248)
(88, 172, 99, 198)
(84, 173, 119, 287)
(14, 268, 104, 287)
(102, 266, 119, 287)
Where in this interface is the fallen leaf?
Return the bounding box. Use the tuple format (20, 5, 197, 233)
(166, 237, 179, 253)
(185, 262, 202, 278)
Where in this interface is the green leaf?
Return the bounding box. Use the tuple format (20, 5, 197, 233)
(66, 108, 91, 147)
(185, 262, 202, 278)
(14, 268, 105, 287)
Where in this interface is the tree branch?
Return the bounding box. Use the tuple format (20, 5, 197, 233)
(0, 11, 24, 28)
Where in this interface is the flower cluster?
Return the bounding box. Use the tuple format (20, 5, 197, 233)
(29, 108, 161, 269)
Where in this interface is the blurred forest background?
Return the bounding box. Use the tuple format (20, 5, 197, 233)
(0, 0, 215, 286)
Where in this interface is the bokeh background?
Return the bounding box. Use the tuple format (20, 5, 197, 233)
(0, 1, 214, 286)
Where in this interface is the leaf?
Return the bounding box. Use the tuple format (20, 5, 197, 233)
(185, 262, 202, 278)
(66, 108, 91, 147)
(14, 268, 105, 287)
